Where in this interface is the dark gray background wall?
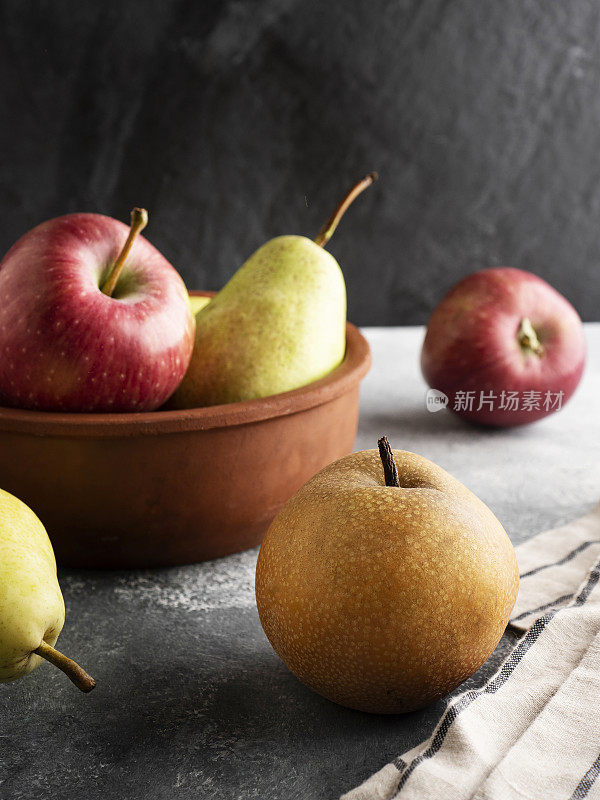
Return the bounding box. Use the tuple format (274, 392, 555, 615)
(1, 0, 599, 324)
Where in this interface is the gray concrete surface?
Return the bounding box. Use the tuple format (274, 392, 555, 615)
(1, 325, 599, 799)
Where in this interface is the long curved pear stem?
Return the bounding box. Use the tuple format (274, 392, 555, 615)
(101, 207, 148, 297)
(378, 436, 400, 487)
(34, 641, 96, 693)
(314, 172, 378, 247)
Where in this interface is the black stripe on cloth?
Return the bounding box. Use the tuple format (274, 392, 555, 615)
(510, 593, 574, 623)
(393, 559, 600, 794)
(569, 751, 600, 799)
(574, 563, 600, 605)
(512, 563, 600, 624)
(519, 540, 600, 580)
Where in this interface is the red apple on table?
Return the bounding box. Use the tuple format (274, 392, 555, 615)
(0, 208, 195, 412)
(421, 268, 586, 427)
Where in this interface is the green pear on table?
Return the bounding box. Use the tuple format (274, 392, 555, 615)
(0, 489, 95, 692)
(170, 173, 377, 408)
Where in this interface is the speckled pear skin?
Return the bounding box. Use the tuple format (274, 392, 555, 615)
(0, 489, 64, 682)
(169, 235, 346, 408)
(255, 449, 519, 714)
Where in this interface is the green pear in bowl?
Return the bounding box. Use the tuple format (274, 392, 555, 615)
(0, 489, 95, 692)
(188, 294, 211, 315)
(170, 173, 377, 408)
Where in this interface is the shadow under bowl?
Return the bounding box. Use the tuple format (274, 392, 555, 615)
(0, 293, 371, 567)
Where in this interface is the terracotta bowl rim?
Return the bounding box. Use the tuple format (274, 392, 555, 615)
(0, 292, 371, 437)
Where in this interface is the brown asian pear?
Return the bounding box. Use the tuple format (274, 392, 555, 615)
(255, 438, 519, 714)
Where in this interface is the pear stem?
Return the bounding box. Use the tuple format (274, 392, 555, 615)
(101, 207, 148, 297)
(314, 172, 378, 247)
(34, 641, 96, 693)
(517, 317, 544, 356)
(378, 436, 400, 487)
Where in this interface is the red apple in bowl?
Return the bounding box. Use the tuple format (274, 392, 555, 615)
(0, 209, 195, 412)
(421, 268, 586, 427)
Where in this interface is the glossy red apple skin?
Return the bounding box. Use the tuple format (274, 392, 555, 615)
(421, 268, 586, 427)
(0, 213, 195, 412)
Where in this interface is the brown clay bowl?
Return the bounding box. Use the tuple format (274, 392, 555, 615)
(0, 293, 371, 568)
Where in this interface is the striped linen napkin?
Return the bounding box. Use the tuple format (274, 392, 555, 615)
(342, 503, 600, 800)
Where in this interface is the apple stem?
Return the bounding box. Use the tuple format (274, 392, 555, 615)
(378, 436, 400, 487)
(314, 173, 378, 248)
(100, 207, 148, 297)
(34, 641, 96, 693)
(517, 317, 544, 356)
